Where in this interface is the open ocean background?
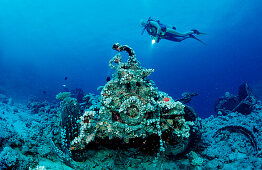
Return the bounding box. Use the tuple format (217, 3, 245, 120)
(0, 0, 261, 118)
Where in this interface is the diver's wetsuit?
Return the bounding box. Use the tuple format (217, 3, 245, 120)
(146, 20, 166, 36)
(143, 18, 205, 43)
(145, 21, 186, 43)
(142, 17, 206, 44)
(163, 32, 189, 42)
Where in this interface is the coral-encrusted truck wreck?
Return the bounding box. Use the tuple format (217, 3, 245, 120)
(54, 43, 201, 166)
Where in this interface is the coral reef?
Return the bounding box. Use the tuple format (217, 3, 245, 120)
(0, 100, 58, 169)
(27, 100, 56, 114)
(55, 92, 81, 155)
(0, 146, 36, 169)
(0, 93, 12, 105)
(187, 151, 204, 166)
(71, 88, 85, 103)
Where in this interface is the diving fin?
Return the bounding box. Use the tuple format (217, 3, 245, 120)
(190, 34, 206, 45)
(198, 32, 207, 35)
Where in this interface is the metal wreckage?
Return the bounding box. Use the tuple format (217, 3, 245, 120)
(51, 43, 202, 168)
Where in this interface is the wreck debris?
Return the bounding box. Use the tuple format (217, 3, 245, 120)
(176, 92, 198, 104)
(213, 125, 258, 152)
(215, 83, 258, 115)
(54, 43, 200, 163)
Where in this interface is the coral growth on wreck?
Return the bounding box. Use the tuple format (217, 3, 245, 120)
(55, 44, 198, 164)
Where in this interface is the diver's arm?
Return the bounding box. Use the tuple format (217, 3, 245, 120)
(149, 21, 161, 42)
(149, 21, 161, 36)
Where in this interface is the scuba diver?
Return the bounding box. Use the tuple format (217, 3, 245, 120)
(141, 17, 206, 45)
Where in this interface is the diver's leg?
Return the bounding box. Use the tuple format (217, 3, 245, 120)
(166, 28, 194, 37)
(166, 35, 187, 42)
(174, 37, 188, 42)
(191, 29, 207, 35)
(164, 32, 188, 42)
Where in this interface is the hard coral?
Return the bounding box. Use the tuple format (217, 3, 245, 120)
(56, 92, 71, 101)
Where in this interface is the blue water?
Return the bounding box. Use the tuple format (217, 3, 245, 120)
(0, 0, 261, 117)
